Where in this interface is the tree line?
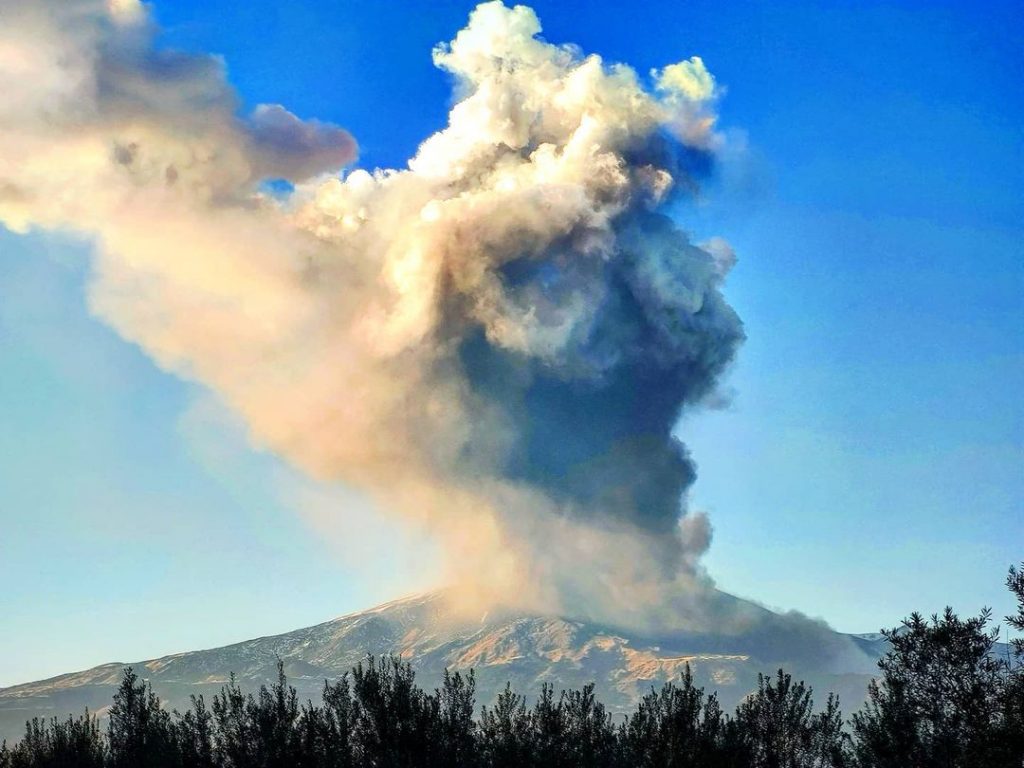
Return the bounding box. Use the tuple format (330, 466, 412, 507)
(3, 563, 1022, 768)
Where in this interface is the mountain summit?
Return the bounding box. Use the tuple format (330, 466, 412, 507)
(0, 591, 885, 743)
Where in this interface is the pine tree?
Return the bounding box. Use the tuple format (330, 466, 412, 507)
(562, 684, 617, 768)
(210, 660, 304, 768)
(349, 654, 436, 767)
(1006, 563, 1024, 659)
(851, 608, 1012, 767)
(732, 669, 847, 768)
(478, 683, 533, 768)
(530, 683, 567, 767)
(212, 673, 255, 768)
(4, 713, 104, 768)
(295, 699, 336, 768)
(437, 669, 477, 767)
(107, 667, 178, 768)
(176, 694, 215, 768)
(318, 674, 354, 767)
(251, 661, 300, 768)
(621, 665, 716, 767)
(999, 563, 1024, 763)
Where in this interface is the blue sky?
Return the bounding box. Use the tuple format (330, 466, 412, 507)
(0, 0, 1021, 687)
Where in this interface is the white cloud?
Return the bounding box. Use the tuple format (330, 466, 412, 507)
(0, 0, 745, 628)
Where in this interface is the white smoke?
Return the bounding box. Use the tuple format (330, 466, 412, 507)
(0, 0, 748, 627)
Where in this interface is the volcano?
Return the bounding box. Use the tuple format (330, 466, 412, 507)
(0, 590, 892, 743)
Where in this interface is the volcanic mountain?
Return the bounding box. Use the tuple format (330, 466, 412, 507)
(0, 591, 888, 743)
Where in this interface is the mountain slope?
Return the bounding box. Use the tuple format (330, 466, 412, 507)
(0, 591, 882, 743)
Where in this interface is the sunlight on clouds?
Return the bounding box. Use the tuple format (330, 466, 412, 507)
(0, 0, 746, 630)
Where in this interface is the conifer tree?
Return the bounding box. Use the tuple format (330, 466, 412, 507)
(251, 661, 300, 767)
(732, 669, 848, 768)
(851, 608, 1012, 767)
(349, 655, 436, 767)
(621, 665, 714, 766)
(211, 673, 254, 768)
(561, 683, 617, 768)
(530, 683, 568, 767)
(175, 694, 215, 768)
(999, 563, 1024, 763)
(437, 669, 477, 768)
(107, 667, 177, 768)
(5, 713, 105, 768)
(478, 683, 533, 768)
(318, 674, 354, 767)
(1006, 563, 1024, 659)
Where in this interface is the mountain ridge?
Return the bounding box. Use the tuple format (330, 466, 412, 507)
(0, 590, 890, 743)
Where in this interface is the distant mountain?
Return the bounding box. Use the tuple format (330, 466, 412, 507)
(0, 591, 889, 743)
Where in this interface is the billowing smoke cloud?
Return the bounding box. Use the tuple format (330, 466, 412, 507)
(0, 0, 747, 626)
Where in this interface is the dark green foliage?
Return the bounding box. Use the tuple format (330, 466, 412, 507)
(1006, 562, 1024, 659)
(1002, 562, 1024, 762)
(107, 667, 177, 768)
(530, 683, 567, 766)
(620, 665, 726, 767)
(292, 677, 351, 768)
(210, 661, 305, 768)
(3, 713, 104, 768)
(210, 673, 253, 768)
(478, 684, 532, 768)
(0, 653, 988, 768)
(7, 564, 1024, 766)
(850, 604, 1022, 767)
(732, 670, 848, 768)
(437, 669, 477, 767)
(317, 675, 354, 768)
(176, 696, 215, 768)
(348, 654, 440, 766)
(562, 684, 618, 767)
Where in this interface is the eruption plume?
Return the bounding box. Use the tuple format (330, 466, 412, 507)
(0, 0, 748, 626)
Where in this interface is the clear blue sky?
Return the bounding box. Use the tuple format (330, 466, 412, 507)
(1, 0, 1021, 687)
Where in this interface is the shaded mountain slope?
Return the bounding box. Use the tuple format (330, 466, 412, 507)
(0, 591, 885, 743)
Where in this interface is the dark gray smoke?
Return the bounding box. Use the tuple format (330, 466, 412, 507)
(455, 207, 743, 533)
(0, 0, 750, 620)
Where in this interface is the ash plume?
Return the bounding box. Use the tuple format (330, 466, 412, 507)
(0, 0, 748, 626)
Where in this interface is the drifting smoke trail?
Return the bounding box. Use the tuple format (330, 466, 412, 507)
(0, 0, 746, 625)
